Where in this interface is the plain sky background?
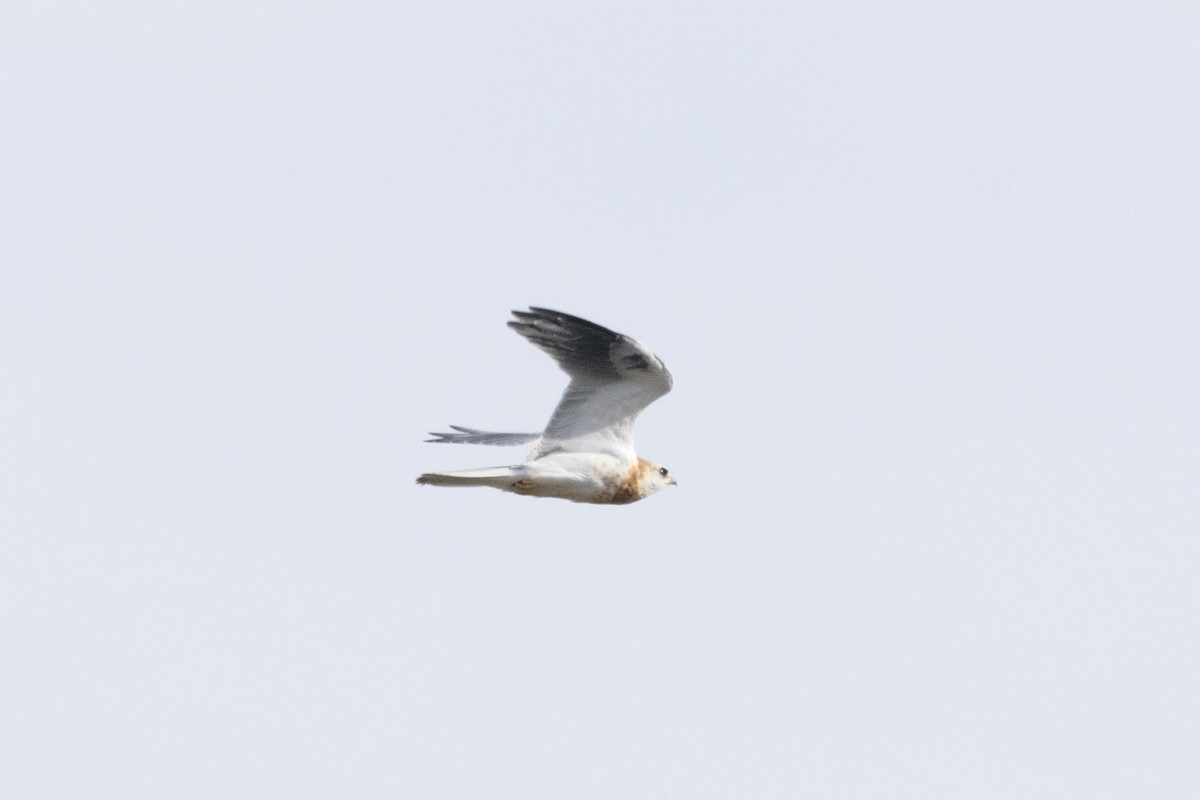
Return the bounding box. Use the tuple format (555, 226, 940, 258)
(3, 1, 1198, 797)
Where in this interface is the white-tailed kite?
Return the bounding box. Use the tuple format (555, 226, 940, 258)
(416, 307, 676, 504)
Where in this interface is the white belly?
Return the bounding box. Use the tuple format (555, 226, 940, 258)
(518, 452, 634, 503)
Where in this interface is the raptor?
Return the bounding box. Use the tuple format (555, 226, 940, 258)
(416, 308, 675, 504)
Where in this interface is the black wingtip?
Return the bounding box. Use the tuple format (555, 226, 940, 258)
(510, 307, 620, 337)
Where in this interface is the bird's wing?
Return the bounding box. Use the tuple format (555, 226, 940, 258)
(507, 307, 672, 459)
(425, 426, 541, 446)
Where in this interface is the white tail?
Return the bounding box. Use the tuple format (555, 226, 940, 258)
(416, 466, 517, 489)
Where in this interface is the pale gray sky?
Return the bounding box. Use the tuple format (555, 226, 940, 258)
(3, 1, 1198, 797)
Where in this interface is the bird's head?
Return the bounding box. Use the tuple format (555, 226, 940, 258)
(643, 462, 677, 494)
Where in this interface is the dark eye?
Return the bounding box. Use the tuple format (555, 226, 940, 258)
(658, 467, 669, 477)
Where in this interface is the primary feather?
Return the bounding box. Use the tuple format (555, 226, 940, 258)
(425, 426, 540, 446)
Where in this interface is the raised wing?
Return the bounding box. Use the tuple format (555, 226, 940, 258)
(508, 307, 672, 457)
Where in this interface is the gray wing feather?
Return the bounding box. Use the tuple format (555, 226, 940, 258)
(425, 426, 540, 446)
(508, 308, 629, 378)
(507, 308, 665, 379)
(507, 307, 672, 446)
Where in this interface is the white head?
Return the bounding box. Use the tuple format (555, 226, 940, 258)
(609, 458, 677, 504)
(641, 461, 677, 494)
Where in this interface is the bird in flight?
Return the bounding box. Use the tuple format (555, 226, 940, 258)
(417, 307, 675, 504)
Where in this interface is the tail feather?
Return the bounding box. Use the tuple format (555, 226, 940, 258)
(425, 426, 540, 446)
(416, 466, 518, 489)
